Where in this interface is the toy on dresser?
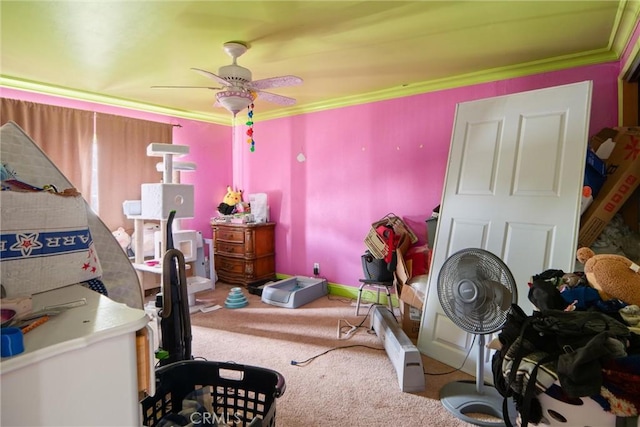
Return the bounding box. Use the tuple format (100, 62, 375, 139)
(217, 186, 243, 215)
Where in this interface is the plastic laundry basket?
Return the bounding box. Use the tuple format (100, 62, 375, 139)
(140, 360, 286, 427)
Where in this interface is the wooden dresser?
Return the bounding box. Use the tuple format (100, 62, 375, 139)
(211, 222, 276, 286)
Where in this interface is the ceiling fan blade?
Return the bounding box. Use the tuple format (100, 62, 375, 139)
(255, 90, 297, 106)
(151, 85, 222, 90)
(191, 67, 231, 87)
(250, 75, 303, 90)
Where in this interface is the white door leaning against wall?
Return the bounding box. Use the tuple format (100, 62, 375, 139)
(418, 81, 592, 383)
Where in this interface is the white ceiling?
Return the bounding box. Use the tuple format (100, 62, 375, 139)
(1, 1, 638, 124)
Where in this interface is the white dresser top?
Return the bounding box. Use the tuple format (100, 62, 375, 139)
(1, 285, 148, 374)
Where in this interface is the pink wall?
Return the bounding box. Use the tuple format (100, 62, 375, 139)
(0, 60, 622, 290)
(237, 62, 620, 288)
(0, 87, 232, 236)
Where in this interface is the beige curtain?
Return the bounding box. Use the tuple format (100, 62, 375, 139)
(0, 98, 94, 198)
(95, 113, 173, 231)
(1, 98, 174, 232)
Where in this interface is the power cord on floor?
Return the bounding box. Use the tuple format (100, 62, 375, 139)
(337, 318, 359, 339)
(326, 294, 355, 304)
(423, 334, 477, 376)
(379, 306, 400, 323)
(337, 302, 381, 339)
(293, 302, 390, 364)
(291, 344, 384, 367)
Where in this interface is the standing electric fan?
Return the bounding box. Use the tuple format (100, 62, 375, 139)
(437, 248, 517, 427)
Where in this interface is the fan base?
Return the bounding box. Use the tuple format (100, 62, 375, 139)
(440, 380, 516, 427)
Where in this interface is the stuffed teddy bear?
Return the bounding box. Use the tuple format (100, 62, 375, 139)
(576, 247, 640, 306)
(218, 186, 243, 215)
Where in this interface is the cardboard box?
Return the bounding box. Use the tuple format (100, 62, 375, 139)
(395, 252, 426, 339)
(400, 275, 427, 339)
(578, 127, 640, 247)
(395, 249, 411, 288)
(619, 187, 639, 232)
(399, 280, 425, 311)
(399, 301, 422, 339)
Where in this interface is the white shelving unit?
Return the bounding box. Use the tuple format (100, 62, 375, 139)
(126, 143, 213, 309)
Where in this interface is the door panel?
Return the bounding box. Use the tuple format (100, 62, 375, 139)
(417, 81, 592, 382)
(458, 120, 502, 195)
(515, 112, 567, 195)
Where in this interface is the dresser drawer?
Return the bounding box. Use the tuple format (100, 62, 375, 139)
(216, 256, 246, 276)
(216, 241, 245, 256)
(215, 255, 276, 285)
(215, 227, 245, 243)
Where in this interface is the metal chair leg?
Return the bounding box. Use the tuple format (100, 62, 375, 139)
(355, 281, 367, 316)
(356, 280, 395, 316)
(385, 286, 393, 312)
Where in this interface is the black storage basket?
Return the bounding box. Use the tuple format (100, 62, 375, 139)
(361, 250, 394, 282)
(141, 360, 286, 427)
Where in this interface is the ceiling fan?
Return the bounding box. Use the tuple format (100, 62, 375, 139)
(153, 41, 303, 116)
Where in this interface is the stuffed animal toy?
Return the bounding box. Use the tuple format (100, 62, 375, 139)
(561, 272, 585, 289)
(576, 247, 640, 306)
(218, 186, 243, 215)
(112, 227, 131, 252)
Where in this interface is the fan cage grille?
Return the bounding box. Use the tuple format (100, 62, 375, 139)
(437, 248, 517, 334)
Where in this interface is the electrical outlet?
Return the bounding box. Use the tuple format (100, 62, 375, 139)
(313, 262, 320, 276)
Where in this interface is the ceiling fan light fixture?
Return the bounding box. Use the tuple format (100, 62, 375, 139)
(216, 90, 255, 115)
(153, 41, 300, 114)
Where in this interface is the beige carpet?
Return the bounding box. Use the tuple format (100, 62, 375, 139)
(179, 282, 503, 427)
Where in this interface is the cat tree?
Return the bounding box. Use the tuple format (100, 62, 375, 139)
(126, 143, 213, 311)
